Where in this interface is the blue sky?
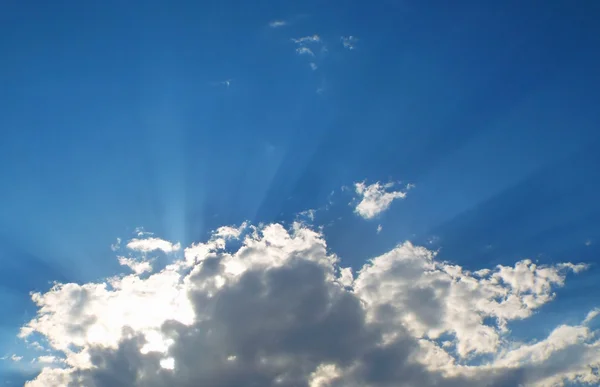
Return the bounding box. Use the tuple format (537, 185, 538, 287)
(1, 1, 600, 385)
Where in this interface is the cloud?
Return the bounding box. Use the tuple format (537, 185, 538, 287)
(18, 220, 600, 387)
(310, 62, 318, 70)
(126, 237, 181, 253)
(377, 225, 383, 233)
(269, 20, 287, 28)
(353, 181, 411, 219)
(118, 256, 153, 275)
(296, 47, 315, 56)
(341, 36, 357, 50)
(292, 35, 321, 45)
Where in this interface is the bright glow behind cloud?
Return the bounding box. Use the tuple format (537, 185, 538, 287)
(18, 218, 600, 386)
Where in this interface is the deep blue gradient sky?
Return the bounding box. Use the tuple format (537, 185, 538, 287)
(1, 1, 600, 382)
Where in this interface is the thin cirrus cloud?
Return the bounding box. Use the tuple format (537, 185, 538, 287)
(16, 197, 600, 386)
(269, 20, 288, 28)
(292, 34, 321, 45)
(352, 181, 413, 219)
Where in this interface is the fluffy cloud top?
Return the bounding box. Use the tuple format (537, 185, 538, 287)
(18, 222, 600, 386)
(353, 181, 411, 219)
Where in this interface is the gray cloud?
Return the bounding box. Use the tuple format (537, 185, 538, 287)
(20, 222, 600, 386)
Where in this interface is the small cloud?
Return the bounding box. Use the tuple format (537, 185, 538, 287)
(376, 225, 383, 233)
(296, 47, 314, 56)
(352, 181, 409, 219)
(126, 237, 181, 253)
(118, 257, 153, 275)
(269, 20, 287, 28)
(214, 222, 248, 240)
(585, 240, 592, 246)
(134, 227, 153, 237)
(584, 308, 600, 325)
(211, 79, 232, 88)
(298, 209, 316, 221)
(309, 62, 318, 70)
(10, 354, 22, 362)
(292, 35, 321, 45)
(110, 238, 121, 252)
(341, 35, 358, 50)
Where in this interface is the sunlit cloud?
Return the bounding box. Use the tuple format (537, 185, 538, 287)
(126, 237, 181, 253)
(18, 210, 600, 386)
(352, 181, 411, 219)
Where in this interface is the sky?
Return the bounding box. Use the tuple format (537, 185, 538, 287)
(1, 1, 600, 386)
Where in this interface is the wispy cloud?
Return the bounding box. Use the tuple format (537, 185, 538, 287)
(268, 20, 287, 28)
(309, 62, 318, 70)
(292, 34, 321, 45)
(341, 35, 358, 50)
(296, 46, 314, 56)
(211, 79, 232, 88)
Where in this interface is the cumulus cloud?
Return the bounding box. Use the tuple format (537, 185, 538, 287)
(269, 20, 287, 28)
(353, 181, 411, 219)
(118, 256, 153, 275)
(18, 219, 600, 387)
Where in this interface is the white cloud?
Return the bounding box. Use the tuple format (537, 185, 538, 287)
(310, 62, 318, 70)
(36, 355, 63, 365)
(296, 47, 314, 56)
(118, 256, 153, 274)
(126, 237, 181, 253)
(18, 220, 600, 387)
(353, 181, 410, 219)
(214, 222, 248, 239)
(377, 224, 383, 233)
(110, 237, 121, 251)
(269, 20, 287, 28)
(11, 354, 23, 362)
(584, 308, 600, 325)
(341, 35, 357, 50)
(292, 35, 321, 45)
